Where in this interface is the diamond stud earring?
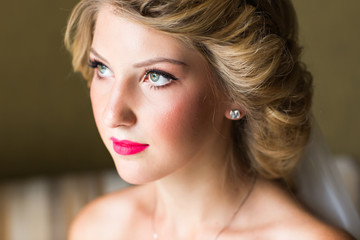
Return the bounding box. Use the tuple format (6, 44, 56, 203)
(230, 110, 241, 120)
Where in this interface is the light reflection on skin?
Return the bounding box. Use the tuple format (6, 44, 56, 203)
(89, 6, 233, 185)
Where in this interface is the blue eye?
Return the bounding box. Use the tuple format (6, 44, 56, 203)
(89, 59, 114, 78)
(145, 70, 178, 87)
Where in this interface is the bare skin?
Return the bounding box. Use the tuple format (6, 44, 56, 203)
(68, 5, 354, 240)
(69, 178, 353, 240)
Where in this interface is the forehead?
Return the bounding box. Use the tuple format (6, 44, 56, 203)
(92, 6, 199, 63)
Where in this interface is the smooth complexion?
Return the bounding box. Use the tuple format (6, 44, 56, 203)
(90, 7, 232, 185)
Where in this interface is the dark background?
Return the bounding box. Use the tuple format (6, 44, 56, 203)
(1, 0, 359, 179)
(0, 0, 112, 179)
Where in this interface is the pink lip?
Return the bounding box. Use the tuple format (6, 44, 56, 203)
(110, 137, 149, 156)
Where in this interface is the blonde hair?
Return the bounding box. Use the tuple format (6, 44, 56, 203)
(65, 0, 313, 183)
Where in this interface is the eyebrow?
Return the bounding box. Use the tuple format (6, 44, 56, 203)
(133, 58, 188, 68)
(90, 47, 188, 68)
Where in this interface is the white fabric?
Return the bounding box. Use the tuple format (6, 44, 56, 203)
(334, 155, 360, 214)
(292, 124, 360, 239)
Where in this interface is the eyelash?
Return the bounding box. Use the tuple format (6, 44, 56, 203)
(88, 59, 109, 79)
(143, 68, 178, 90)
(88, 59, 178, 90)
(88, 59, 100, 69)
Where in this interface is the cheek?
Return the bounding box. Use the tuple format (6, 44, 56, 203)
(90, 83, 106, 138)
(148, 88, 214, 148)
(90, 85, 100, 122)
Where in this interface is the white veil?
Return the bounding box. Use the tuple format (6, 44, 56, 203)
(292, 121, 360, 238)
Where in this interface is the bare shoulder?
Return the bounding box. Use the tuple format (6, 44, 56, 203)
(267, 214, 355, 240)
(248, 178, 355, 240)
(68, 184, 153, 240)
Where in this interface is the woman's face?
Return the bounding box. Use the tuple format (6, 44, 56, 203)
(90, 6, 232, 184)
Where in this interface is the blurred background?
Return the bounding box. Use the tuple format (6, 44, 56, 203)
(0, 0, 359, 239)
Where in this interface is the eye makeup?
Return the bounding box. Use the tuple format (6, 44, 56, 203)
(142, 68, 178, 90)
(88, 59, 114, 79)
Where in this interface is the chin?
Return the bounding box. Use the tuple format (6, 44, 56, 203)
(113, 164, 159, 185)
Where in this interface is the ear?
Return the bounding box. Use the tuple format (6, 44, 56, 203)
(224, 105, 246, 120)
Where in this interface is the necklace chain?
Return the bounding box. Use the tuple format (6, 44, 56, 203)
(152, 175, 257, 240)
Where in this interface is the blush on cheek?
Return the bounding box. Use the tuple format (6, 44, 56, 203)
(153, 89, 215, 147)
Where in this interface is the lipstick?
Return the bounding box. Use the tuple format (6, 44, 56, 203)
(110, 137, 149, 156)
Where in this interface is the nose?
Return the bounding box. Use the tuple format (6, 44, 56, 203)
(101, 79, 137, 128)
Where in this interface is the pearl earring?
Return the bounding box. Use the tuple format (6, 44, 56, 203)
(230, 110, 241, 120)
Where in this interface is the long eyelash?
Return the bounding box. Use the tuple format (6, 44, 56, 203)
(88, 59, 103, 69)
(144, 69, 178, 90)
(88, 59, 110, 80)
(145, 69, 178, 81)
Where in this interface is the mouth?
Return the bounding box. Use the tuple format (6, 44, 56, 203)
(110, 137, 149, 156)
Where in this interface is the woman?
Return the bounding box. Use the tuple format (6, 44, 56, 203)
(64, 0, 354, 239)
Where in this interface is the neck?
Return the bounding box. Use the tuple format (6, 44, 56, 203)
(151, 152, 254, 239)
